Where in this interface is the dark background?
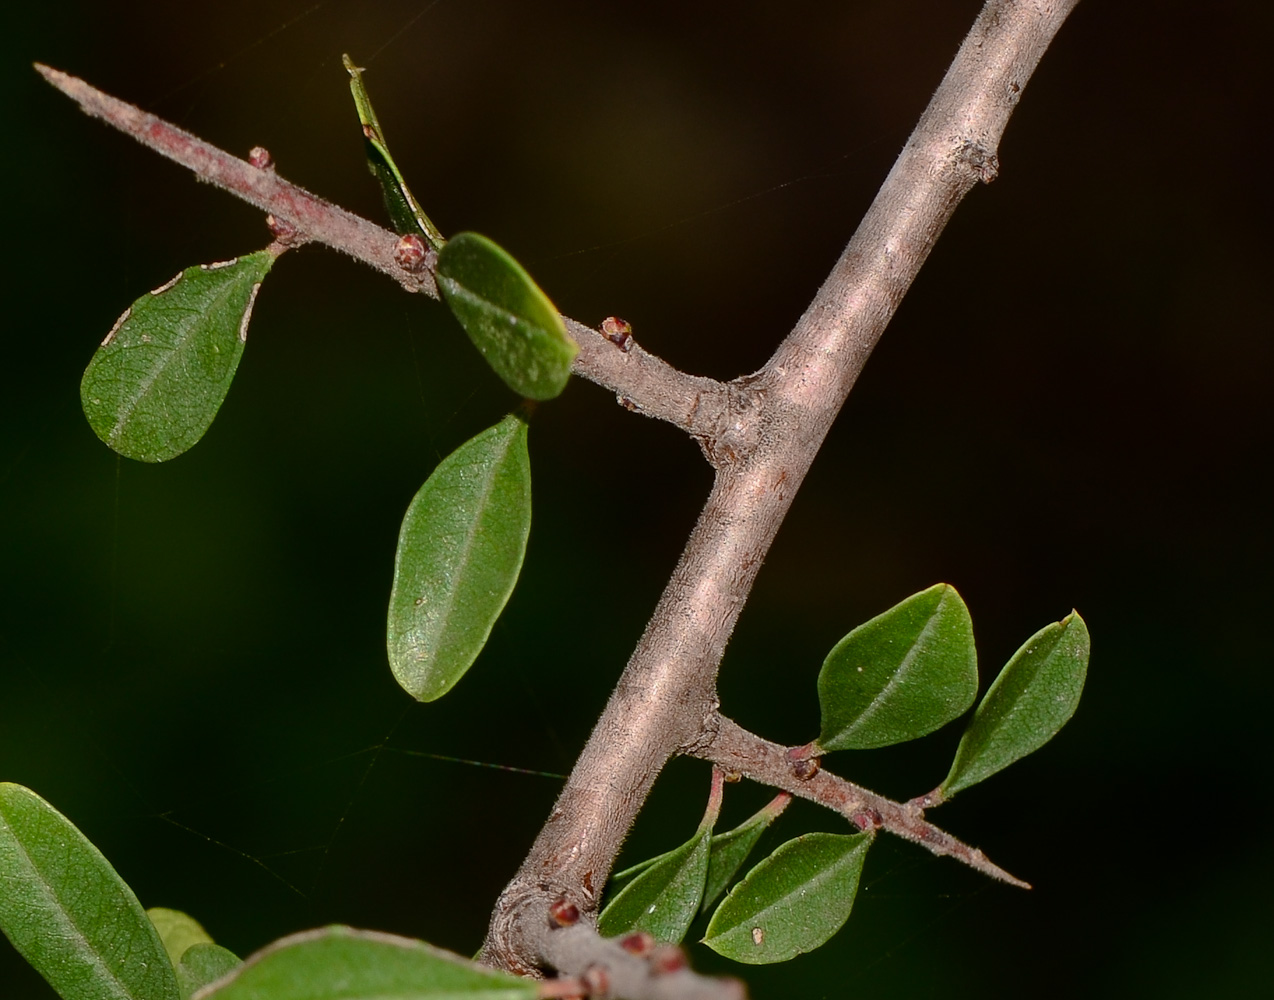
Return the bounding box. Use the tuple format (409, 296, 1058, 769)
(3, 1, 1270, 997)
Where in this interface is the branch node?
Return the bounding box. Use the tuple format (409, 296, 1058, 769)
(600, 316, 634, 353)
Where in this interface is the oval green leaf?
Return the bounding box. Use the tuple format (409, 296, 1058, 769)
(147, 907, 215, 967)
(702, 831, 871, 965)
(0, 783, 181, 1000)
(598, 828, 711, 944)
(816, 583, 979, 751)
(177, 944, 241, 1000)
(940, 611, 1090, 798)
(194, 926, 535, 1000)
(387, 415, 531, 702)
(81, 251, 274, 462)
(436, 232, 577, 401)
(701, 793, 791, 913)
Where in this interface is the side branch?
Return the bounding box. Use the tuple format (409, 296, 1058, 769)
(33, 63, 726, 435)
(693, 715, 1030, 888)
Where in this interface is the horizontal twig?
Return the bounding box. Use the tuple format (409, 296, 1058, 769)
(33, 63, 728, 436)
(693, 715, 1030, 888)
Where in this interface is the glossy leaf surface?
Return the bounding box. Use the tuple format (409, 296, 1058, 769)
(817, 583, 978, 750)
(147, 908, 214, 966)
(703, 831, 871, 964)
(196, 926, 535, 1000)
(343, 55, 444, 249)
(81, 252, 274, 462)
(0, 783, 180, 1000)
(177, 944, 240, 1000)
(941, 611, 1090, 798)
(436, 232, 577, 400)
(598, 827, 711, 944)
(387, 415, 531, 702)
(702, 793, 791, 912)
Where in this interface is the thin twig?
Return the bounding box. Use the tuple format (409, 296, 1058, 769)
(693, 715, 1030, 888)
(33, 63, 728, 436)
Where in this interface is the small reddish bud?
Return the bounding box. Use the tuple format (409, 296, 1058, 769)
(649, 945, 687, 975)
(723, 770, 742, 783)
(395, 233, 428, 273)
(582, 965, 611, 998)
(792, 756, 821, 781)
(600, 316, 633, 352)
(248, 145, 274, 170)
(851, 808, 883, 831)
(266, 214, 299, 243)
(618, 931, 654, 957)
(549, 897, 580, 927)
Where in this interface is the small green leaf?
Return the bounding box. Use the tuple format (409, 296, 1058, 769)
(343, 55, 444, 249)
(940, 611, 1090, 798)
(81, 251, 275, 462)
(387, 415, 531, 702)
(597, 827, 711, 944)
(702, 831, 872, 965)
(177, 944, 241, 1000)
(701, 793, 791, 912)
(436, 232, 577, 401)
(0, 783, 181, 1000)
(195, 926, 535, 1000)
(816, 583, 978, 751)
(147, 908, 214, 967)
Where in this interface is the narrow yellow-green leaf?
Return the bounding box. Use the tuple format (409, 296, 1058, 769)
(147, 908, 214, 967)
(195, 926, 535, 1000)
(343, 54, 444, 249)
(941, 612, 1090, 798)
(387, 415, 531, 702)
(81, 252, 274, 462)
(816, 583, 978, 751)
(703, 832, 872, 965)
(436, 232, 577, 401)
(0, 783, 180, 1000)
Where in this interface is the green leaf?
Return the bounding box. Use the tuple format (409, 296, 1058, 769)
(147, 908, 214, 967)
(701, 793, 791, 913)
(597, 827, 711, 944)
(816, 583, 979, 751)
(176, 944, 240, 1000)
(387, 415, 532, 702)
(702, 831, 872, 965)
(940, 611, 1090, 798)
(342, 55, 444, 249)
(436, 232, 577, 401)
(196, 926, 535, 1000)
(80, 251, 275, 462)
(0, 783, 180, 1000)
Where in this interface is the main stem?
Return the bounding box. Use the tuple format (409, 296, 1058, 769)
(484, 0, 1081, 975)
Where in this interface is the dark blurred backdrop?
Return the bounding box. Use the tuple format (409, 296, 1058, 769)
(3, 2, 1271, 997)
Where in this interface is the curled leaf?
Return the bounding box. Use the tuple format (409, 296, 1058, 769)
(81, 251, 275, 462)
(940, 611, 1090, 798)
(387, 415, 531, 702)
(436, 232, 577, 401)
(817, 583, 978, 751)
(702, 793, 791, 912)
(598, 828, 711, 944)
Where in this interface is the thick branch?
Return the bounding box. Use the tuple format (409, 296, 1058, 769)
(693, 716, 1030, 888)
(33, 63, 727, 435)
(483, 0, 1078, 975)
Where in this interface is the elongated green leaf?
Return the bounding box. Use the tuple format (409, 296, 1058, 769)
(343, 55, 444, 249)
(81, 251, 274, 462)
(0, 783, 180, 1000)
(816, 583, 978, 751)
(177, 944, 241, 1000)
(147, 908, 214, 967)
(941, 611, 1090, 798)
(702, 831, 871, 965)
(597, 827, 711, 944)
(387, 415, 531, 702)
(436, 232, 577, 401)
(702, 793, 791, 913)
(196, 926, 535, 1000)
